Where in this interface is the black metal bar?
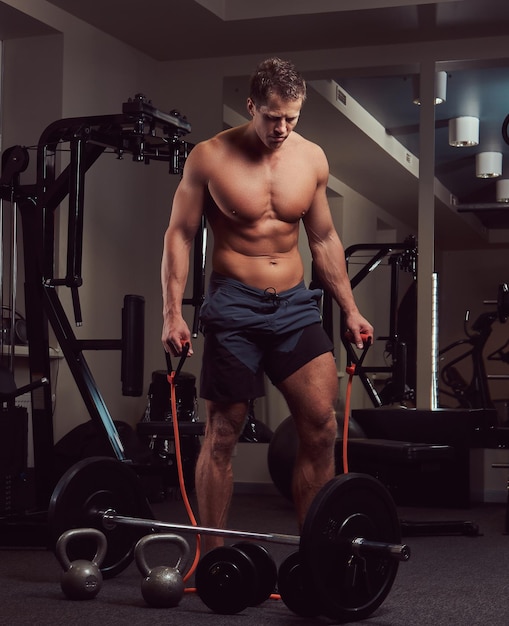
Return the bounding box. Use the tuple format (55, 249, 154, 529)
(77, 339, 123, 350)
(71, 285, 83, 326)
(121, 294, 144, 397)
(349, 249, 388, 289)
(43, 286, 127, 461)
(389, 256, 400, 341)
(341, 239, 418, 408)
(18, 196, 55, 509)
(39, 144, 106, 218)
(39, 142, 57, 282)
(66, 137, 86, 288)
(188, 216, 207, 337)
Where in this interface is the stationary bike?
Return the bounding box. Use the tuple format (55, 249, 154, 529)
(439, 283, 509, 411)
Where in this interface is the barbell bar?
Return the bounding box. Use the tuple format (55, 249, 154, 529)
(100, 508, 409, 561)
(48, 456, 410, 621)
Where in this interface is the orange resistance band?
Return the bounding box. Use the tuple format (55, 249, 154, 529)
(342, 332, 371, 474)
(167, 369, 202, 582)
(342, 363, 356, 475)
(167, 367, 283, 601)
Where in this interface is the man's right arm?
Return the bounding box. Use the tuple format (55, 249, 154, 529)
(161, 144, 209, 356)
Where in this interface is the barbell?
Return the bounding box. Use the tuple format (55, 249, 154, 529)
(48, 456, 410, 621)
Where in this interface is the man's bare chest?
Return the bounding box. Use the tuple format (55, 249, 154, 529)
(208, 158, 316, 222)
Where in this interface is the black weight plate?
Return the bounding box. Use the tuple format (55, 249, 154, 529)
(300, 473, 401, 621)
(232, 542, 277, 605)
(195, 546, 257, 615)
(48, 456, 154, 579)
(277, 551, 320, 618)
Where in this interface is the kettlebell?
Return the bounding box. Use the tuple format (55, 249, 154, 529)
(55, 527, 107, 600)
(134, 533, 191, 608)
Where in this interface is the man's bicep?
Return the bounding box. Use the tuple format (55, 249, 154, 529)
(172, 143, 210, 233)
(303, 186, 337, 244)
(169, 176, 206, 241)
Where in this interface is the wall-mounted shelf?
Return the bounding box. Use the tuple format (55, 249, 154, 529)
(1, 345, 63, 359)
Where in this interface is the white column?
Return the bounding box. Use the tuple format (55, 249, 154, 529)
(416, 60, 437, 409)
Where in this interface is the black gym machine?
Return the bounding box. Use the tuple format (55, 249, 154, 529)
(0, 95, 196, 539)
(337, 244, 503, 517)
(439, 282, 509, 412)
(338, 236, 418, 408)
(341, 243, 502, 516)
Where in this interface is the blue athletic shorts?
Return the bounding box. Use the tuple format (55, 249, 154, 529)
(199, 272, 333, 402)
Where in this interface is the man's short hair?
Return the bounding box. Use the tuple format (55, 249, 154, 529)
(249, 57, 306, 107)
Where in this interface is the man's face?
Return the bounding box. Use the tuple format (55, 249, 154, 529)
(247, 93, 302, 150)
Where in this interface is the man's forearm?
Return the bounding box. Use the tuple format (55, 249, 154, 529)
(161, 233, 192, 320)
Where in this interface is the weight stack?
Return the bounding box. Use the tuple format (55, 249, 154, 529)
(0, 406, 28, 514)
(146, 369, 198, 421)
(137, 370, 203, 499)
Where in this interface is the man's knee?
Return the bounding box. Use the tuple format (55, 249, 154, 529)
(204, 401, 248, 452)
(296, 408, 337, 456)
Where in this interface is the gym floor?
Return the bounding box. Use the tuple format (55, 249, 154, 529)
(0, 488, 509, 625)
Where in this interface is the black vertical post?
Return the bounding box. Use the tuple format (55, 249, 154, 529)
(121, 294, 145, 397)
(18, 198, 55, 509)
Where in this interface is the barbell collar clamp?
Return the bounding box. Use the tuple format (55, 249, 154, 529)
(351, 537, 411, 562)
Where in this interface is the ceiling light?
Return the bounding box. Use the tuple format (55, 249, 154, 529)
(412, 71, 447, 105)
(496, 179, 509, 202)
(448, 117, 479, 147)
(476, 152, 502, 178)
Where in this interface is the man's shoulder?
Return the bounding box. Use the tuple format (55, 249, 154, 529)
(200, 125, 245, 147)
(183, 127, 242, 181)
(185, 133, 223, 168)
(189, 127, 238, 162)
(292, 131, 324, 153)
(290, 132, 327, 166)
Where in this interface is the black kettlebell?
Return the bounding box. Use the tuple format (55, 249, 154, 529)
(55, 527, 107, 600)
(134, 533, 191, 608)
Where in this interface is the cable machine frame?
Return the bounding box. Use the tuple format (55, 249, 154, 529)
(0, 95, 203, 514)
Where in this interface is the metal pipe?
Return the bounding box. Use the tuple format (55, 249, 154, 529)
(8, 199, 18, 370)
(431, 272, 439, 410)
(0, 198, 4, 357)
(351, 537, 411, 561)
(100, 509, 410, 561)
(101, 509, 300, 545)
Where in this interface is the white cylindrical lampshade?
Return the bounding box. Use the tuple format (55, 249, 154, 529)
(435, 71, 447, 105)
(412, 70, 447, 105)
(476, 152, 502, 178)
(496, 179, 509, 202)
(448, 117, 479, 147)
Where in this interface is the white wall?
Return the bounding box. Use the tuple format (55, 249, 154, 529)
(1, 33, 63, 321)
(1, 3, 168, 443)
